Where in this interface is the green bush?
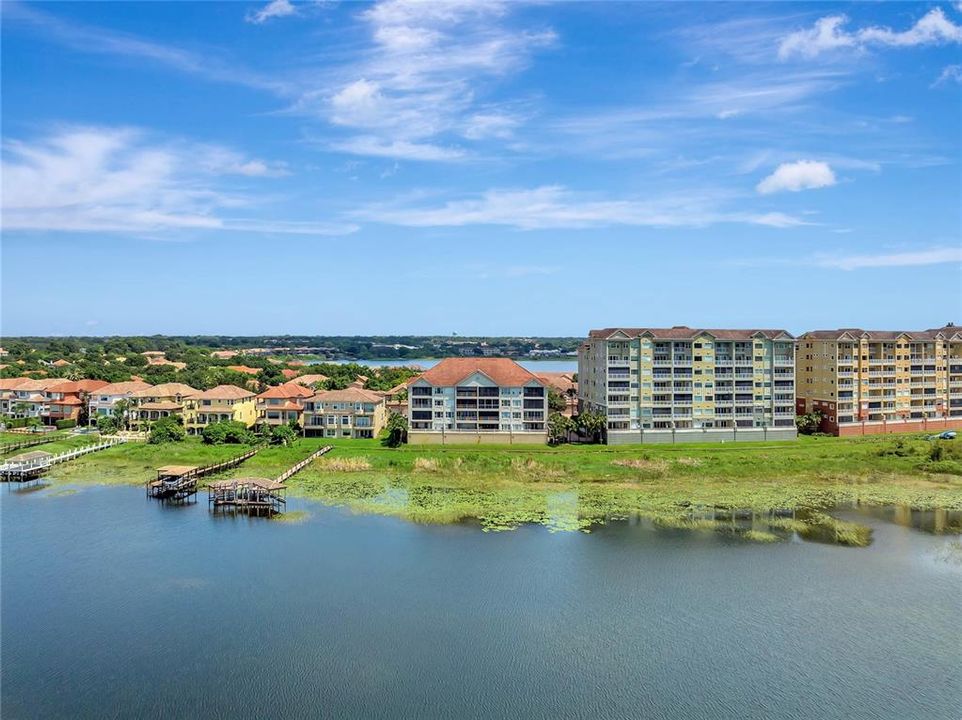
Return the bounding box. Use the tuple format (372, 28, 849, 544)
(202, 420, 254, 445)
(266, 423, 296, 446)
(96, 414, 120, 434)
(2, 417, 28, 429)
(149, 415, 186, 444)
(923, 460, 962, 476)
(55, 419, 77, 430)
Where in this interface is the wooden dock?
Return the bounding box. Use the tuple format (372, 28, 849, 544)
(0, 438, 126, 482)
(0, 433, 67, 456)
(208, 444, 332, 516)
(147, 446, 262, 503)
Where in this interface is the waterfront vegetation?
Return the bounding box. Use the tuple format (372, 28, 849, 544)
(37, 432, 962, 544)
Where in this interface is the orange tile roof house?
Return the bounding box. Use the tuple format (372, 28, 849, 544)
(291, 374, 329, 388)
(5, 378, 77, 419)
(128, 383, 199, 430)
(88, 381, 154, 422)
(537, 371, 578, 417)
(227, 365, 261, 376)
(44, 379, 110, 423)
(303, 387, 387, 439)
(0, 377, 33, 415)
(256, 382, 314, 427)
(407, 358, 549, 445)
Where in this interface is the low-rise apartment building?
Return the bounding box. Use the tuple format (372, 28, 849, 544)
(302, 388, 386, 439)
(184, 385, 257, 433)
(407, 358, 548, 445)
(88, 381, 153, 421)
(129, 383, 199, 430)
(579, 327, 797, 444)
(256, 382, 314, 428)
(796, 325, 962, 435)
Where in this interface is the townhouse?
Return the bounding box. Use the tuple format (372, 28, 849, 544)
(184, 385, 257, 434)
(537, 371, 578, 417)
(579, 327, 797, 444)
(43, 379, 109, 424)
(5, 378, 78, 419)
(407, 358, 549, 445)
(256, 382, 314, 428)
(128, 383, 199, 430)
(88, 381, 154, 421)
(303, 388, 386, 439)
(0, 377, 33, 415)
(796, 325, 962, 435)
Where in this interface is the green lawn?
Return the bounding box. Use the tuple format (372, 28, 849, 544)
(37, 433, 962, 542)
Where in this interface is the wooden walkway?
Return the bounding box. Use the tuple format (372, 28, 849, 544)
(208, 444, 332, 516)
(0, 434, 66, 456)
(0, 437, 126, 482)
(147, 446, 262, 503)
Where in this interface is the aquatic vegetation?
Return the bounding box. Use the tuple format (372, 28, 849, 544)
(413, 457, 439, 472)
(743, 530, 780, 543)
(317, 457, 372, 472)
(270, 510, 311, 524)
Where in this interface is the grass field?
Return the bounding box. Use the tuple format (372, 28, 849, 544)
(37, 433, 962, 543)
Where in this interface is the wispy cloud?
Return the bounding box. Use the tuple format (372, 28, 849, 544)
(246, 0, 298, 24)
(4, 1, 291, 94)
(816, 246, 962, 270)
(932, 64, 962, 87)
(296, 0, 556, 160)
(756, 160, 837, 194)
(779, 8, 962, 60)
(0, 126, 354, 236)
(356, 185, 808, 230)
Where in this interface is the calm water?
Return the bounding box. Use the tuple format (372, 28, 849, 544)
(2, 486, 960, 720)
(314, 358, 578, 373)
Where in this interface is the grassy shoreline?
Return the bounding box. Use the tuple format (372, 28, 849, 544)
(36, 433, 962, 543)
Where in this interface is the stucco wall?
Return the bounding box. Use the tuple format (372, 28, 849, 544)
(408, 431, 547, 446)
(606, 427, 798, 445)
(837, 418, 962, 437)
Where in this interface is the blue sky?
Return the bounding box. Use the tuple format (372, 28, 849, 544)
(1, 1, 960, 337)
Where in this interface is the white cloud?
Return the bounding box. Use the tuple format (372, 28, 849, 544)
(300, 0, 556, 160)
(331, 136, 466, 162)
(932, 64, 962, 87)
(779, 9, 962, 59)
(817, 247, 962, 270)
(756, 160, 837, 194)
(0, 126, 352, 236)
(246, 0, 298, 24)
(356, 185, 807, 230)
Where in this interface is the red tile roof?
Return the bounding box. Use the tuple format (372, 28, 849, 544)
(0, 377, 33, 390)
(411, 358, 545, 387)
(227, 365, 261, 375)
(280, 368, 299, 379)
(291, 374, 328, 387)
(96, 381, 153, 396)
(537, 372, 577, 393)
(47, 379, 110, 394)
(257, 382, 314, 400)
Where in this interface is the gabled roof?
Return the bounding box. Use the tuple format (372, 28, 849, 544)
(588, 326, 795, 341)
(94, 381, 153, 396)
(257, 382, 314, 400)
(47, 379, 110, 394)
(130, 383, 198, 399)
(800, 325, 959, 341)
(309, 388, 385, 403)
(227, 365, 261, 375)
(291, 374, 328, 387)
(192, 384, 256, 400)
(411, 357, 545, 387)
(17, 378, 75, 392)
(537, 372, 577, 393)
(0, 377, 33, 391)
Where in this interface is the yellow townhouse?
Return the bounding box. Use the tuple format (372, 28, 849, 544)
(184, 384, 257, 434)
(129, 383, 199, 431)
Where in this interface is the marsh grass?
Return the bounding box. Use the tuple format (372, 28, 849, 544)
(743, 530, 780, 543)
(35, 433, 962, 545)
(270, 510, 311, 524)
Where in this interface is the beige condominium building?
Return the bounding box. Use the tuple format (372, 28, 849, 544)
(302, 388, 386, 439)
(407, 357, 548, 445)
(796, 325, 962, 435)
(128, 383, 198, 431)
(579, 327, 797, 444)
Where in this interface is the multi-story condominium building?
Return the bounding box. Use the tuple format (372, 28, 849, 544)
(796, 325, 962, 435)
(43, 380, 109, 424)
(88, 381, 153, 421)
(256, 382, 314, 428)
(407, 358, 549, 445)
(128, 383, 199, 430)
(184, 385, 257, 434)
(302, 388, 386, 439)
(579, 327, 797, 444)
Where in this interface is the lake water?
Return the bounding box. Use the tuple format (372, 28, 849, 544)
(312, 358, 578, 373)
(2, 486, 960, 720)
